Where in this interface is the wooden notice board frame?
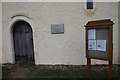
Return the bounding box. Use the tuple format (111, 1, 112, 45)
(84, 19, 114, 79)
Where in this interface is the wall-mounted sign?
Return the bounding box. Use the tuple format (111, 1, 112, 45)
(51, 24, 64, 34)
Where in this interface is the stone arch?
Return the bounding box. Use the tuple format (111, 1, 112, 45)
(9, 15, 35, 63)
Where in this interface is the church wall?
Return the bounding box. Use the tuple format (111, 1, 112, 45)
(2, 2, 118, 65)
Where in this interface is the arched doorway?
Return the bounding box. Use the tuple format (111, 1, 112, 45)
(12, 21, 34, 63)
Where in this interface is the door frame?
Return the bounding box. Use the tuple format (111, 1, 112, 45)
(9, 15, 35, 63)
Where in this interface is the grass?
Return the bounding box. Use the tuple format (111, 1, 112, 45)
(28, 67, 119, 78)
(2, 63, 120, 79)
(28, 68, 86, 78)
(2, 63, 16, 78)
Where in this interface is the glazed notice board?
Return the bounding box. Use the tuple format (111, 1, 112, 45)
(84, 19, 114, 61)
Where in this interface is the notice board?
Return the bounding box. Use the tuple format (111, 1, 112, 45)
(84, 19, 114, 79)
(85, 19, 114, 61)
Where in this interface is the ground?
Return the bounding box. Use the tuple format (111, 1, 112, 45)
(2, 63, 120, 79)
(10, 67, 29, 78)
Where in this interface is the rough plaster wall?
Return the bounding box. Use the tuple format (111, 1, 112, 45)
(0, 1, 2, 79)
(2, 2, 118, 65)
(0, 1, 1, 64)
(118, 2, 120, 64)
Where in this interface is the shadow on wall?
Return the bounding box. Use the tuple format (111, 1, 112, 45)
(118, 2, 120, 64)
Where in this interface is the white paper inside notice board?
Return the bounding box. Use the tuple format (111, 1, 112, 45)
(97, 40, 106, 51)
(88, 40, 96, 50)
(88, 29, 96, 39)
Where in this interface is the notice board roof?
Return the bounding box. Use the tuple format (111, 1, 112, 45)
(84, 19, 114, 27)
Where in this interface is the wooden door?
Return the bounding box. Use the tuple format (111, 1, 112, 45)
(13, 21, 34, 63)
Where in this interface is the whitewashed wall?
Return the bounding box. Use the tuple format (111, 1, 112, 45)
(118, 2, 120, 64)
(2, 2, 118, 65)
(0, 1, 2, 64)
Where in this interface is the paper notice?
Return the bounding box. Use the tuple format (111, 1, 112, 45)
(97, 40, 106, 51)
(88, 40, 96, 50)
(88, 29, 96, 39)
